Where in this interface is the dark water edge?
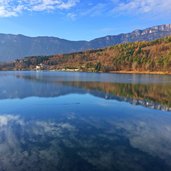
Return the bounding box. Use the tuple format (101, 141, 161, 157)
(0, 71, 171, 171)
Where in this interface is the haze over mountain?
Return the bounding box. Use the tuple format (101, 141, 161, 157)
(0, 24, 171, 62)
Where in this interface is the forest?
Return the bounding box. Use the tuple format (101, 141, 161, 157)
(1, 36, 171, 73)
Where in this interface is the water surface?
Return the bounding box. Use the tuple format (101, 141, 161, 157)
(0, 71, 171, 171)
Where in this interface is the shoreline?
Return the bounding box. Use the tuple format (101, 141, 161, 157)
(109, 70, 171, 75)
(0, 69, 171, 75)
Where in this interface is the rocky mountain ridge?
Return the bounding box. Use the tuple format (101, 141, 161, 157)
(0, 24, 171, 61)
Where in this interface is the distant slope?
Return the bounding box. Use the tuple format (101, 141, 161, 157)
(0, 34, 87, 61)
(3, 36, 171, 73)
(0, 24, 171, 61)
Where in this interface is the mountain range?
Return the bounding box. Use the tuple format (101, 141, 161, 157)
(0, 24, 171, 61)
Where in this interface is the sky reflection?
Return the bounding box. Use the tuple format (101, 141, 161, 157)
(0, 71, 171, 171)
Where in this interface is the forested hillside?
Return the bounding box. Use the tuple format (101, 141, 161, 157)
(1, 36, 171, 73)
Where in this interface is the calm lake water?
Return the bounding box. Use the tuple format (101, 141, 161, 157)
(0, 71, 171, 171)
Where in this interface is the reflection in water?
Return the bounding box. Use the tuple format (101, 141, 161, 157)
(0, 106, 171, 171)
(0, 71, 170, 110)
(62, 81, 171, 111)
(0, 71, 171, 171)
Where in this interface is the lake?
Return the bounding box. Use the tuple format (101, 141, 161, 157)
(0, 71, 171, 171)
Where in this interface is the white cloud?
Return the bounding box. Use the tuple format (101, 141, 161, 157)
(0, 0, 170, 18)
(113, 0, 171, 15)
(0, 114, 21, 127)
(0, 0, 79, 17)
(80, 3, 107, 17)
(67, 12, 77, 20)
(58, 0, 79, 9)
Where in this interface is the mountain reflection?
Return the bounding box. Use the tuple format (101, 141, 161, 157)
(0, 72, 170, 111)
(0, 71, 171, 171)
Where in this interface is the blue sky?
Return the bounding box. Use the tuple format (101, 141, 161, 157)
(0, 0, 171, 40)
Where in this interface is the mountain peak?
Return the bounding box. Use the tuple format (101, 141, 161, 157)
(0, 24, 171, 61)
